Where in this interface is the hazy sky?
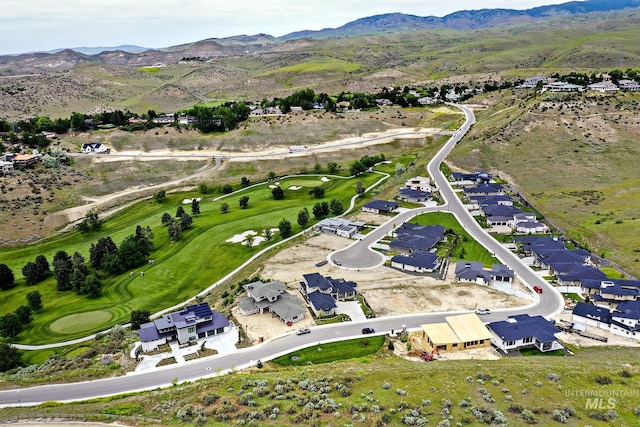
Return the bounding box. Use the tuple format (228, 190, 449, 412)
(2, 0, 559, 55)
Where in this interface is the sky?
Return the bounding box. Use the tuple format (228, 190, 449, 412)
(1, 0, 561, 55)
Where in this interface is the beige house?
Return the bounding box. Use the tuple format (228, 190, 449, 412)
(416, 313, 492, 353)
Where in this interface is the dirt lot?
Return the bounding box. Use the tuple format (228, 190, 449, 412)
(554, 311, 640, 348)
(256, 233, 528, 323)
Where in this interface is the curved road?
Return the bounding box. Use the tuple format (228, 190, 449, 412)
(0, 104, 564, 407)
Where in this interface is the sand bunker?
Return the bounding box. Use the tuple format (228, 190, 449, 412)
(289, 186, 302, 190)
(226, 229, 280, 247)
(321, 177, 330, 182)
(226, 230, 257, 244)
(182, 197, 202, 204)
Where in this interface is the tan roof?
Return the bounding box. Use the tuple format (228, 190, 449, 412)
(421, 323, 459, 345)
(12, 154, 37, 161)
(445, 313, 492, 342)
(422, 313, 491, 345)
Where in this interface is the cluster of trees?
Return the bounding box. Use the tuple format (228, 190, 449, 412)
(0, 290, 42, 339)
(89, 225, 154, 276)
(260, 88, 335, 113)
(349, 153, 386, 176)
(74, 210, 102, 233)
(22, 255, 50, 286)
(161, 203, 197, 242)
(182, 102, 250, 133)
(53, 251, 102, 297)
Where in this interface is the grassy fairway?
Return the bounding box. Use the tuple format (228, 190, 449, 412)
(0, 173, 381, 345)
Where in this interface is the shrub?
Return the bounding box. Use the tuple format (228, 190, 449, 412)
(595, 375, 612, 385)
(546, 373, 561, 383)
(520, 409, 536, 424)
(382, 382, 391, 389)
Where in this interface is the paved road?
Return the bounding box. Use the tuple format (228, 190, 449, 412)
(0, 104, 564, 407)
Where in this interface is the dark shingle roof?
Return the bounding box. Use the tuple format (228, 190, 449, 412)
(572, 302, 611, 323)
(488, 314, 560, 342)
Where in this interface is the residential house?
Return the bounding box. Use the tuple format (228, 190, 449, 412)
(417, 313, 492, 353)
(468, 195, 513, 208)
(617, 79, 640, 91)
(488, 314, 563, 353)
(390, 223, 445, 254)
(153, 113, 175, 124)
(514, 235, 566, 257)
(238, 280, 306, 324)
(398, 187, 431, 203)
(543, 81, 582, 92)
(571, 302, 611, 330)
(610, 301, 640, 341)
(306, 292, 337, 317)
(0, 159, 13, 174)
(404, 176, 432, 192)
(581, 279, 640, 307)
(362, 200, 399, 214)
(455, 262, 491, 285)
(451, 171, 492, 186)
(391, 250, 441, 273)
(587, 81, 619, 93)
(138, 302, 230, 352)
(12, 153, 40, 167)
(81, 142, 109, 154)
(463, 183, 504, 197)
(518, 77, 547, 88)
(314, 217, 365, 238)
(302, 273, 357, 301)
(492, 264, 515, 283)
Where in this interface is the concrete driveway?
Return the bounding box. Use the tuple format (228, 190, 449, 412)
(335, 301, 366, 321)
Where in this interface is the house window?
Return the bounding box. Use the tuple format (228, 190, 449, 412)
(506, 340, 516, 346)
(523, 337, 533, 344)
(187, 326, 195, 334)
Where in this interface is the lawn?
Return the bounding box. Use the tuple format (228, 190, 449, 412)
(408, 212, 498, 266)
(0, 173, 381, 345)
(272, 335, 385, 366)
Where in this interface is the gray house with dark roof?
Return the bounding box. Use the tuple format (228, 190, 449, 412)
(362, 200, 399, 214)
(138, 302, 230, 352)
(391, 251, 441, 273)
(238, 280, 306, 324)
(455, 262, 491, 285)
(488, 314, 563, 353)
(301, 273, 357, 318)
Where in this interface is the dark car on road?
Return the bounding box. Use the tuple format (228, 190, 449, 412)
(361, 327, 375, 334)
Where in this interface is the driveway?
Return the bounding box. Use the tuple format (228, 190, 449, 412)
(335, 301, 366, 322)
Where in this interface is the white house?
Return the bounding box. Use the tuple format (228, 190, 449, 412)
(238, 280, 306, 324)
(488, 314, 563, 353)
(81, 142, 109, 154)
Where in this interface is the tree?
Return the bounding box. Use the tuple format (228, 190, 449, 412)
(327, 162, 338, 174)
(180, 212, 193, 230)
(350, 160, 367, 175)
(118, 235, 147, 270)
(191, 198, 200, 216)
(89, 236, 118, 270)
(264, 228, 273, 242)
(267, 171, 277, 181)
(53, 251, 73, 291)
(244, 234, 255, 248)
(22, 261, 41, 286)
(0, 263, 15, 290)
(26, 290, 43, 312)
(222, 184, 233, 194)
(330, 198, 344, 215)
(356, 180, 365, 196)
(297, 208, 310, 227)
(220, 203, 230, 214)
(0, 314, 22, 338)
(75, 210, 101, 233)
(312, 201, 330, 219)
(272, 186, 284, 200)
(83, 274, 102, 298)
(278, 218, 292, 238)
(15, 306, 32, 325)
(240, 176, 251, 188)
(176, 206, 185, 218)
(70, 252, 89, 294)
(0, 342, 23, 372)
(310, 187, 325, 199)
(131, 309, 151, 330)
(169, 221, 182, 242)
(135, 225, 154, 257)
(35, 255, 50, 279)
(161, 212, 173, 226)
(154, 190, 166, 203)
(239, 196, 250, 209)
(313, 163, 322, 173)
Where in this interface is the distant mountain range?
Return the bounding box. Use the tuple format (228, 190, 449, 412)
(0, 0, 638, 74)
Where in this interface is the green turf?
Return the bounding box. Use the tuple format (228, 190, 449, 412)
(272, 335, 385, 366)
(0, 173, 381, 344)
(49, 311, 113, 334)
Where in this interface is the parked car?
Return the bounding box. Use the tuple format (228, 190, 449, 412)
(533, 285, 543, 294)
(475, 308, 491, 315)
(362, 327, 375, 334)
(296, 328, 311, 335)
(333, 259, 342, 266)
